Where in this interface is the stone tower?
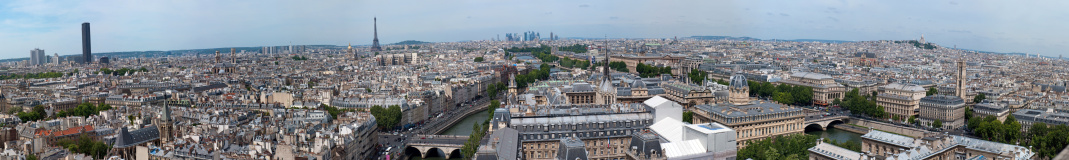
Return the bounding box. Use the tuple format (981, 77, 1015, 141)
(957, 58, 966, 101)
(157, 103, 174, 144)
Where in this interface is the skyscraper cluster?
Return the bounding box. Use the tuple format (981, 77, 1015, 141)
(503, 31, 543, 41)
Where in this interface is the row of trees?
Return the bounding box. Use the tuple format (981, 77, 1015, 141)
(55, 135, 111, 159)
(557, 44, 588, 53)
(473, 57, 485, 62)
(505, 46, 551, 53)
(369, 105, 402, 129)
(635, 63, 671, 78)
(604, 61, 628, 72)
(56, 103, 113, 118)
(836, 88, 887, 118)
(532, 51, 559, 63)
(0, 72, 65, 80)
(738, 134, 819, 160)
(16, 105, 47, 122)
(290, 55, 308, 60)
(485, 82, 507, 99)
(557, 57, 591, 69)
(320, 104, 353, 120)
(513, 64, 552, 89)
(747, 81, 815, 106)
(968, 115, 1021, 143)
(1026, 123, 1069, 159)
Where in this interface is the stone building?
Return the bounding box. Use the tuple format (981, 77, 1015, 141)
(857, 130, 1033, 160)
(918, 95, 966, 130)
(876, 83, 926, 120)
(778, 72, 845, 106)
(973, 101, 1010, 122)
(689, 100, 804, 148)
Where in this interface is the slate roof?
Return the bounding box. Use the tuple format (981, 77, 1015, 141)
(113, 126, 161, 148)
(492, 128, 520, 160)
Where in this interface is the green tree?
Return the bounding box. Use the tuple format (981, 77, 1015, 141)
(738, 134, 818, 160)
(926, 88, 938, 96)
(474, 57, 485, 62)
(682, 111, 694, 123)
(687, 69, 707, 85)
(965, 107, 974, 120)
(908, 115, 917, 124)
(973, 93, 986, 103)
(933, 119, 943, 129)
(1002, 115, 1021, 143)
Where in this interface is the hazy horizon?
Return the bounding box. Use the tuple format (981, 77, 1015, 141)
(1, 0, 1066, 59)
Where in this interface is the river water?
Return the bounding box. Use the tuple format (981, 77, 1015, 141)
(805, 127, 863, 144)
(440, 111, 491, 136)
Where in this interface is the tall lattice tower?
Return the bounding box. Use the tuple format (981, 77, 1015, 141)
(371, 17, 382, 52)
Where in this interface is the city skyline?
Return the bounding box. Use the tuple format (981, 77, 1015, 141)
(0, 0, 1066, 59)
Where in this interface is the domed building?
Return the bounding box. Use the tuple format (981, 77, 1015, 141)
(729, 74, 750, 105)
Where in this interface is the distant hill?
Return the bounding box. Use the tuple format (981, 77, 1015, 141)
(688, 36, 763, 41)
(688, 36, 854, 43)
(392, 40, 429, 45)
(782, 39, 854, 43)
(0, 45, 342, 62)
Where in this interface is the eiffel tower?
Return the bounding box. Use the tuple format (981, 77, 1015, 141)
(371, 17, 382, 52)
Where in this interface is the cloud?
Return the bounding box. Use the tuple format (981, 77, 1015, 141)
(827, 17, 839, 22)
(780, 13, 790, 17)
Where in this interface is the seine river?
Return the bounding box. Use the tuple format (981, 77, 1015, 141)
(805, 127, 863, 144)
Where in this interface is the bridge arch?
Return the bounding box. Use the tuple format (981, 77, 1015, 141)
(449, 149, 462, 159)
(804, 123, 825, 132)
(827, 120, 845, 128)
(404, 146, 422, 158)
(426, 148, 447, 159)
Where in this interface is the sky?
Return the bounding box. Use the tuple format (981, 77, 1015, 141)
(0, 0, 1067, 59)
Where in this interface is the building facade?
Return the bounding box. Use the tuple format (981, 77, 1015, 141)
(876, 83, 925, 120)
(918, 95, 966, 130)
(778, 72, 845, 105)
(689, 101, 804, 148)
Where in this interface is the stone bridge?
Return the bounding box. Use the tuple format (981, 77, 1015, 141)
(404, 135, 470, 159)
(804, 115, 850, 131)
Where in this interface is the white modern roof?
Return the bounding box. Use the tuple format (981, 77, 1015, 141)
(650, 117, 685, 142)
(662, 139, 706, 158)
(684, 122, 733, 135)
(643, 96, 675, 109)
